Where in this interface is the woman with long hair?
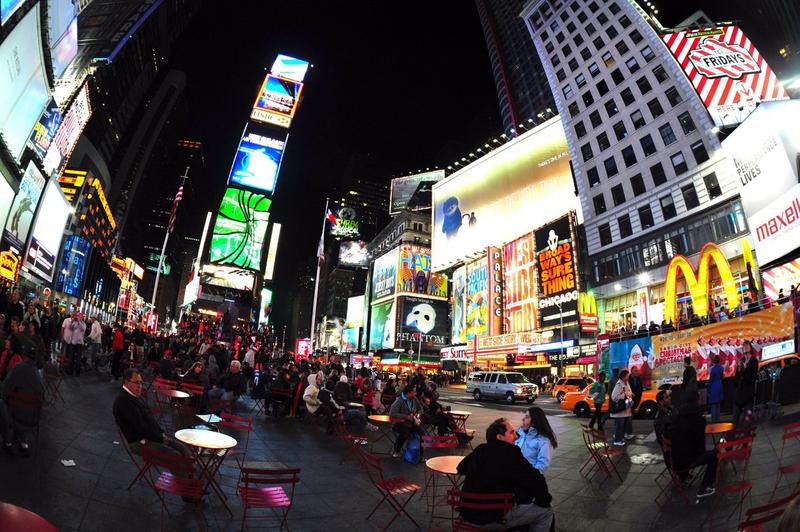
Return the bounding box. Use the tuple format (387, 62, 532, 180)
(516, 406, 558, 473)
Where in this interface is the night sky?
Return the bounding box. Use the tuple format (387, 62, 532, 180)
(169, 1, 502, 327)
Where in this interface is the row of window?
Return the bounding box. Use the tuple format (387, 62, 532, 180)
(561, 42, 655, 100)
(530, 0, 615, 33)
(595, 172, 723, 248)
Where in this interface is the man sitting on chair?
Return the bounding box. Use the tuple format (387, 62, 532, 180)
(208, 360, 247, 403)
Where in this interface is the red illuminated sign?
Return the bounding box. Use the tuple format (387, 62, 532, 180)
(503, 232, 537, 333)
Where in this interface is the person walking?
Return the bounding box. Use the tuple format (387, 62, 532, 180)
(516, 406, 558, 474)
(610, 369, 633, 446)
(61, 311, 86, 376)
(111, 325, 125, 381)
(708, 355, 724, 423)
(588, 372, 606, 430)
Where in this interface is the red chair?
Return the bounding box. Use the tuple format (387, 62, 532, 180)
(379, 393, 396, 414)
(238, 466, 300, 530)
(654, 436, 698, 506)
(42, 366, 64, 406)
(117, 428, 150, 491)
(779, 421, 800, 460)
(140, 446, 205, 530)
(420, 435, 459, 505)
(218, 412, 254, 468)
(707, 437, 754, 529)
(772, 422, 800, 498)
(589, 428, 624, 482)
(358, 448, 421, 530)
(335, 410, 369, 466)
(738, 490, 800, 531)
(446, 490, 513, 532)
(448, 412, 476, 450)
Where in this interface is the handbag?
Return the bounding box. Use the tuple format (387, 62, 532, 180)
(403, 433, 422, 464)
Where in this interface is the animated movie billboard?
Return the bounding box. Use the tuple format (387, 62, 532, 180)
(396, 296, 450, 349)
(368, 299, 396, 350)
(451, 265, 467, 344)
(465, 258, 488, 340)
(397, 244, 447, 298)
(338, 240, 369, 268)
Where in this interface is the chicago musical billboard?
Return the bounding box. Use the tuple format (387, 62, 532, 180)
(534, 214, 579, 328)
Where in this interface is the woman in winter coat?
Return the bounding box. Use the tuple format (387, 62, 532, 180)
(516, 406, 558, 473)
(708, 355, 724, 423)
(610, 369, 634, 446)
(303, 372, 323, 414)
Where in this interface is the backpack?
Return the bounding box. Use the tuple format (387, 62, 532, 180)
(403, 433, 421, 464)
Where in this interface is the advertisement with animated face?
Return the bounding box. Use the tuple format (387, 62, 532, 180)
(396, 296, 450, 349)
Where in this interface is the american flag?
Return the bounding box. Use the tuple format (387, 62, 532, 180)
(167, 183, 184, 233)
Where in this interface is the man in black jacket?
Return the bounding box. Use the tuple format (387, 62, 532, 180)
(1, 345, 44, 456)
(669, 391, 716, 498)
(208, 360, 248, 402)
(457, 418, 553, 531)
(733, 340, 759, 426)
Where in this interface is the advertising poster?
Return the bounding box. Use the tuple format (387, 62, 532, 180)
(396, 296, 450, 349)
(389, 170, 445, 214)
(368, 300, 396, 350)
(329, 204, 361, 239)
(295, 338, 312, 361)
(465, 258, 488, 340)
(370, 248, 398, 301)
(487, 246, 503, 336)
(258, 288, 272, 325)
(227, 124, 286, 194)
(346, 295, 365, 328)
(47, 0, 78, 79)
(341, 327, 359, 352)
(397, 244, 447, 298)
(606, 337, 656, 388)
(43, 83, 92, 176)
(1, 0, 25, 24)
(3, 161, 46, 250)
(651, 303, 795, 384)
(0, 171, 14, 233)
(55, 236, 91, 296)
(25, 180, 71, 281)
(451, 265, 467, 344)
(209, 187, 271, 270)
(431, 117, 576, 271)
(535, 214, 579, 328)
(28, 99, 62, 160)
(503, 232, 537, 333)
(200, 264, 256, 291)
(338, 240, 368, 268)
(250, 74, 303, 128)
(146, 252, 171, 275)
(762, 259, 800, 301)
(663, 26, 788, 128)
(0, 7, 50, 161)
(270, 54, 310, 82)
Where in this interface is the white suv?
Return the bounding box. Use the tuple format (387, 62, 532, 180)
(466, 371, 538, 404)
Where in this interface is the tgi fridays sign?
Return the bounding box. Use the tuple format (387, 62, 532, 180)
(662, 26, 788, 128)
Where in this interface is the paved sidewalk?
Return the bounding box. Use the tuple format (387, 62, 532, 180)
(0, 372, 797, 531)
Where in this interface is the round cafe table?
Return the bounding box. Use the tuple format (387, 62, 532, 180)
(195, 413, 222, 430)
(706, 422, 735, 446)
(368, 414, 401, 454)
(423, 455, 465, 521)
(447, 410, 472, 432)
(175, 428, 237, 515)
(156, 389, 190, 400)
(0, 502, 58, 532)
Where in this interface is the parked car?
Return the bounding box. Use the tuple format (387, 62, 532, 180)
(560, 387, 659, 419)
(466, 371, 538, 404)
(552, 376, 593, 403)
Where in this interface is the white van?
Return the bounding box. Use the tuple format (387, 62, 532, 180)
(466, 371, 538, 404)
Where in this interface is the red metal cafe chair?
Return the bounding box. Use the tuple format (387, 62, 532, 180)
(771, 422, 800, 498)
(420, 435, 460, 506)
(335, 409, 369, 466)
(706, 437, 754, 529)
(589, 427, 624, 482)
(655, 436, 699, 506)
(140, 446, 206, 531)
(446, 489, 514, 532)
(238, 465, 300, 531)
(218, 412, 254, 469)
(738, 490, 800, 532)
(359, 447, 421, 531)
(117, 428, 150, 491)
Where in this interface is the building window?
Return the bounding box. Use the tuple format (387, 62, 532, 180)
(604, 156, 619, 177)
(604, 98, 619, 117)
(609, 2, 621, 14)
(625, 56, 640, 74)
(641, 45, 655, 62)
(581, 143, 594, 162)
(597, 12, 609, 25)
(586, 22, 596, 35)
(638, 204, 655, 228)
(587, 167, 601, 187)
(660, 194, 677, 219)
(606, 25, 619, 39)
(575, 74, 586, 88)
(678, 111, 696, 134)
(575, 121, 587, 138)
(578, 11, 588, 22)
(620, 87, 634, 105)
(636, 76, 652, 94)
(540, 30, 549, 41)
(568, 58, 579, 71)
(671, 152, 688, 174)
(597, 132, 611, 151)
(574, 33, 584, 47)
(545, 41, 555, 53)
(619, 14, 631, 28)
(560, 11, 570, 22)
(691, 140, 709, 164)
(648, 98, 664, 118)
(588, 62, 600, 76)
(552, 54, 561, 66)
(659, 123, 677, 146)
(563, 44, 573, 57)
(615, 40, 629, 55)
(588, 1, 599, 12)
(596, 79, 609, 96)
(631, 109, 645, 129)
(622, 145, 637, 167)
(580, 47, 592, 60)
(652, 65, 668, 83)
(599, 223, 612, 246)
(556, 68, 566, 82)
(630, 29, 643, 43)
(618, 213, 632, 238)
(582, 91, 595, 106)
(630, 173, 646, 196)
(681, 183, 700, 209)
(563, 85, 574, 99)
(611, 68, 624, 84)
(570, 2, 579, 13)
(593, 36, 604, 51)
(640, 133, 657, 156)
(613, 120, 628, 141)
(703, 172, 722, 199)
(593, 194, 607, 215)
(567, 21, 576, 32)
(650, 162, 667, 186)
(556, 32, 565, 43)
(602, 51, 615, 67)
(665, 86, 682, 106)
(590, 110, 602, 127)
(568, 102, 580, 117)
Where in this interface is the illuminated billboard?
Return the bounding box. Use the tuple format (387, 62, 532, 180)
(0, 7, 50, 161)
(47, 0, 78, 79)
(465, 258, 488, 340)
(3, 161, 46, 250)
(346, 295, 365, 327)
(258, 288, 273, 325)
(397, 244, 447, 298)
(368, 299, 396, 350)
(535, 214, 579, 328)
(371, 248, 398, 301)
(329, 204, 361, 239)
(58, 168, 86, 204)
(721, 100, 800, 266)
(79, 176, 117, 260)
(25, 180, 72, 281)
(663, 26, 788, 128)
(263, 222, 281, 281)
(338, 240, 369, 268)
(432, 117, 577, 271)
(1, 0, 25, 24)
(228, 123, 286, 194)
(200, 264, 256, 291)
(146, 252, 171, 275)
(396, 296, 450, 350)
(209, 187, 271, 270)
(250, 74, 303, 129)
(451, 265, 467, 344)
(28, 99, 63, 160)
(0, 171, 15, 235)
(271, 54, 310, 82)
(43, 83, 92, 176)
(503, 232, 537, 334)
(342, 327, 359, 352)
(389, 170, 445, 214)
(55, 236, 91, 297)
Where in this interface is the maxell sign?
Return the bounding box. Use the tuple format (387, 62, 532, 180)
(723, 100, 800, 266)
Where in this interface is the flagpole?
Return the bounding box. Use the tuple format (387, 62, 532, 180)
(151, 167, 189, 312)
(310, 197, 329, 353)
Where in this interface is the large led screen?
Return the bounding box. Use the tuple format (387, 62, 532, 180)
(228, 123, 286, 194)
(258, 288, 273, 325)
(48, 0, 78, 79)
(503, 232, 537, 333)
(0, 170, 15, 232)
(368, 299, 396, 350)
(396, 296, 450, 350)
(25, 180, 71, 281)
(200, 264, 256, 291)
(389, 170, 445, 214)
(28, 99, 62, 160)
(451, 265, 467, 344)
(0, 7, 50, 161)
(55, 236, 91, 296)
(271, 54, 310, 82)
(431, 117, 577, 271)
(209, 188, 271, 271)
(1, 0, 25, 24)
(663, 26, 789, 128)
(329, 204, 361, 239)
(3, 161, 46, 250)
(339, 240, 368, 268)
(370, 247, 398, 301)
(43, 83, 92, 176)
(346, 295, 365, 328)
(535, 214, 579, 328)
(397, 244, 447, 298)
(250, 74, 303, 128)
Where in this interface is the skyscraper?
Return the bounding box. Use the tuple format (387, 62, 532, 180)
(475, 0, 555, 134)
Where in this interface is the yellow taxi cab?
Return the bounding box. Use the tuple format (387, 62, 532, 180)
(552, 376, 592, 403)
(759, 353, 800, 374)
(560, 386, 659, 419)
